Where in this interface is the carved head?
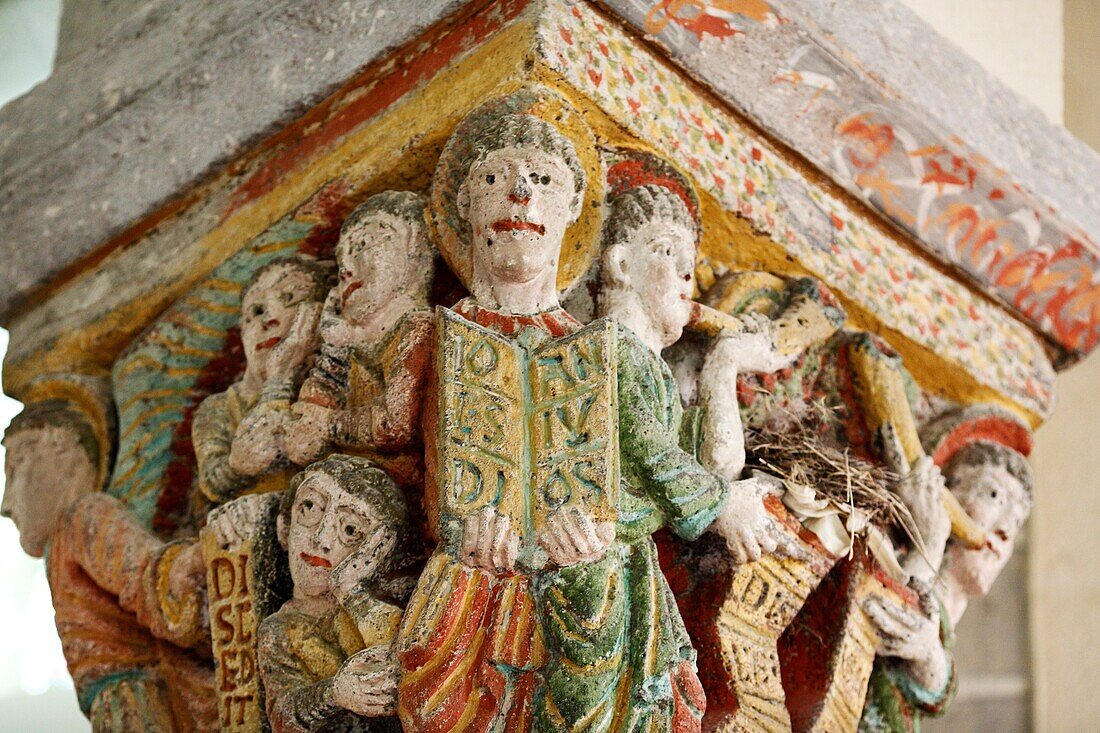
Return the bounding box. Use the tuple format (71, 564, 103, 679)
(278, 455, 414, 603)
(944, 440, 1033, 597)
(2, 400, 103, 557)
(336, 191, 435, 320)
(455, 113, 586, 301)
(240, 256, 333, 373)
(600, 183, 699, 348)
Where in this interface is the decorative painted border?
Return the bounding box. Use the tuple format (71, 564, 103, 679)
(598, 0, 1100, 360)
(540, 1, 1055, 417)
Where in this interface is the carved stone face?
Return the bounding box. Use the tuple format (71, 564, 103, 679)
(239, 265, 319, 366)
(2, 425, 97, 557)
(284, 471, 381, 600)
(618, 217, 696, 348)
(464, 147, 577, 288)
(337, 211, 417, 318)
(946, 462, 1030, 597)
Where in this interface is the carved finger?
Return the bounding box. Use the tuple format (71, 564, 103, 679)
(476, 508, 495, 571)
(491, 515, 513, 571)
(461, 512, 480, 566)
(539, 524, 569, 566)
(506, 528, 520, 570)
(565, 509, 594, 558)
(743, 534, 763, 563)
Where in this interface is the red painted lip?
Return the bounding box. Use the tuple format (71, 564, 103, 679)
(491, 220, 545, 235)
(254, 336, 282, 351)
(300, 552, 332, 568)
(343, 281, 363, 301)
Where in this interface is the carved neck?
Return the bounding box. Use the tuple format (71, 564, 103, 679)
(286, 592, 336, 618)
(468, 268, 560, 315)
(941, 571, 970, 627)
(602, 289, 665, 354)
(344, 293, 418, 343)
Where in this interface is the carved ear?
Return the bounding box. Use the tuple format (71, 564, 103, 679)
(276, 511, 288, 549)
(603, 243, 629, 288)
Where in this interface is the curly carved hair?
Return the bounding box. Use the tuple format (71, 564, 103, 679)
(945, 439, 1034, 508)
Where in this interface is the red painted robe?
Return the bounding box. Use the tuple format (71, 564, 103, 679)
(394, 299, 579, 733)
(47, 493, 217, 731)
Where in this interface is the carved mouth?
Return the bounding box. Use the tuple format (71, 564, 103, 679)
(491, 220, 546, 235)
(300, 553, 332, 568)
(254, 336, 282, 351)
(343, 281, 364, 301)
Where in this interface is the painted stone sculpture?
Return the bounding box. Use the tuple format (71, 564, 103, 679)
(258, 455, 419, 733)
(193, 256, 333, 504)
(860, 406, 1034, 732)
(1, 377, 219, 731)
(192, 254, 335, 731)
(289, 190, 436, 491)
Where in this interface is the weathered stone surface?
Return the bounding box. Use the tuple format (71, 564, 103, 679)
(600, 0, 1100, 360)
(0, 0, 467, 317)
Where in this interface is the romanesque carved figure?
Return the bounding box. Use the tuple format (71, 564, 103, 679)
(1, 379, 221, 731)
(193, 256, 333, 504)
(258, 455, 419, 733)
(391, 87, 607, 732)
(289, 190, 436, 491)
(590, 159, 815, 730)
(860, 406, 1034, 732)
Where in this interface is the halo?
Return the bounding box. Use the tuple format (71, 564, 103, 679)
(921, 404, 1033, 469)
(603, 143, 700, 239)
(428, 83, 604, 295)
(22, 373, 117, 492)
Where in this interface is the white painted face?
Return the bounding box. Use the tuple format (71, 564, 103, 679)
(285, 471, 381, 600)
(239, 265, 318, 364)
(337, 211, 417, 318)
(619, 217, 696, 349)
(946, 462, 1030, 597)
(2, 426, 96, 557)
(464, 147, 577, 287)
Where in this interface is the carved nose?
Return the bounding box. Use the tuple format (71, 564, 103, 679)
(509, 175, 532, 204)
(263, 318, 280, 329)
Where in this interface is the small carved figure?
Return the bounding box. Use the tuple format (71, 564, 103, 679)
(193, 256, 333, 504)
(258, 455, 417, 733)
(2, 383, 223, 731)
(859, 406, 1034, 732)
(289, 191, 436, 489)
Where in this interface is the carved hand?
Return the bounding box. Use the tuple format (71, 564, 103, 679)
(862, 586, 950, 692)
(708, 312, 798, 374)
(709, 475, 805, 564)
(330, 525, 398, 605)
(287, 401, 335, 465)
(206, 493, 275, 550)
(167, 541, 207, 600)
(538, 507, 616, 567)
(459, 506, 520, 574)
(230, 406, 287, 476)
(329, 645, 399, 717)
(266, 301, 323, 382)
(895, 455, 952, 571)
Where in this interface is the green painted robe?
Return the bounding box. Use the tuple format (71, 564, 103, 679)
(535, 326, 727, 732)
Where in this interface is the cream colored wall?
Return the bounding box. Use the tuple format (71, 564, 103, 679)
(1032, 5, 1100, 731)
(899, 0, 1064, 123)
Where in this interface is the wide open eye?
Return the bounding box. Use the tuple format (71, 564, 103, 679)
(279, 291, 294, 305)
(540, 174, 550, 185)
(250, 304, 264, 318)
(296, 496, 323, 526)
(485, 174, 496, 184)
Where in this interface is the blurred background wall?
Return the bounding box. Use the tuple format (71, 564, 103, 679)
(0, 0, 1097, 731)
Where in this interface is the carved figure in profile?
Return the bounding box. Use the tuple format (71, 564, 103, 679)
(860, 406, 1034, 732)
(258, 455, 418, 733)
(193, 255, 334, 505)
(289, 191, 436, 491)
(2, 376, 223, 731)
